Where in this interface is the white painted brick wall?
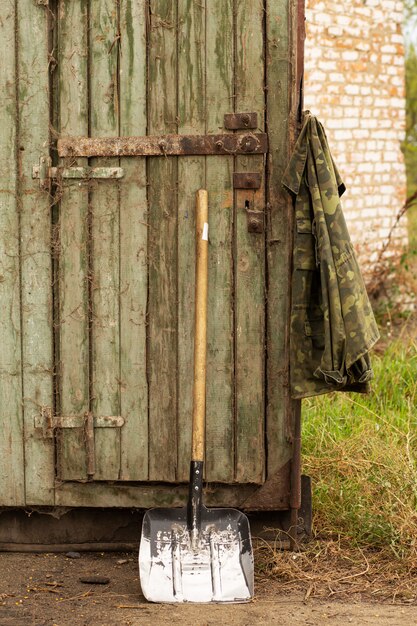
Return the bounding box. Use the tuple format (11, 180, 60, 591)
(304, 0, 407, 277)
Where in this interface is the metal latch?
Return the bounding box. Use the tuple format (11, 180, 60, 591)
(35, 407, 124, 438)
(245, 201, 264, 234)
(32, 156, 52, 190)
(36, 408, 125, 477)
(32, 159, 124, 189)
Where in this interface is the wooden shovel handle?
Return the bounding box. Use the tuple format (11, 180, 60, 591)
(192, 189, 209, 462)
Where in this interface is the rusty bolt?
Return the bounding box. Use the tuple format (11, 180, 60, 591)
(158, 140, 167, 151)
(242, 114, 250, 127)
(215, 140, 223, 149)
(241, 135, 258, 153)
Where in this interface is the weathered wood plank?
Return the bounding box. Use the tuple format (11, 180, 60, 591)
(119, 0, 148, 480)
(90, 0, 121, 480)
(18, 0, 55, 504)
(266, 0, 298, 476)
(176, 0, 206, 481)
(234, 0, 265, 483)
(0, 0, 24, 505)
(147, 0, 178, 481)
(57, 0, 90, 480)
(205, 0, 234, 482)
(55, 482, 260, 509)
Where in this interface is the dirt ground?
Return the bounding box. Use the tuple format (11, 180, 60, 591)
(0, 552, 416, 626)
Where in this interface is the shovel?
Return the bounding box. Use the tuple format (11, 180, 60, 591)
(139, 189, 254, 603)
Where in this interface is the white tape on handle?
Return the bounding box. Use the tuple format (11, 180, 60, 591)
(202, 222, 209, 241)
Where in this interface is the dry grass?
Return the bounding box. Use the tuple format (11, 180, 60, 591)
(256, 319, 417, 604)
(255, 539, 417, 603)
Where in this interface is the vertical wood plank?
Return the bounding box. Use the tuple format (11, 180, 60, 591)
(234, 0, 265, 483)
(18, 0, 55, 504)
(148, 0, 178, 481)
(266, 0, 297, 476)
(90, 0, 121, 480)
(0, 0, 24, 505)
(57, 0, 90, 480)
(119, 0, 148, 480)
(205, 0, 234, 482)
(176, 0, 206, 481)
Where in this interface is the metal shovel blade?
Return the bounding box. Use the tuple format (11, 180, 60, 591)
(139, 505, 254, 603)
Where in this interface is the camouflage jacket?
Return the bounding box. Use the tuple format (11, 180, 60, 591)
(282, 113, 380, 399)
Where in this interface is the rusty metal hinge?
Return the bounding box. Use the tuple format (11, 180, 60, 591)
(32, 160, 124, 188)
(57, 133, 268, 158)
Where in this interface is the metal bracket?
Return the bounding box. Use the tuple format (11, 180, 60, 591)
(233, 172, 262, 189)
(35, 407, 124, 438)
(224, 112, 258, 130)
(32, 162, 124, 186)
(32, 156, 52, 191)
(245, 201, 264, 234)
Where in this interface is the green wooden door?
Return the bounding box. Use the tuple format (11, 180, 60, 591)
(55, 0, 266, 486)
(0, 0, 302, 509)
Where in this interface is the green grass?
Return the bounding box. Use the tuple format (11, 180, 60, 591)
(302, 335, 417, 556)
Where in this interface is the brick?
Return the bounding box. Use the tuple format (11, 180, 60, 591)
(345, 84, 360, 95)
(304, 0, 407, 265)
(381, 44, 397, 54)
(318, 60, 337, 71)
(341, 50, 360, 61)
(341, 118, 358, 129)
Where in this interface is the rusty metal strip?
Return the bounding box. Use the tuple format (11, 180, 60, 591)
(58, 133, 268, 158)
(233, 172, 262, 189)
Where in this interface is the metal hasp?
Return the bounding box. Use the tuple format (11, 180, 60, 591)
(32, 156, 52, 190)
(32, 162, 124, 185)
(245, 202, 264, 234)
(57, 133, 268, 158)
(35, 408, 124, 478)
(224, 112, 258, 130)
(35, 407, 124, 438)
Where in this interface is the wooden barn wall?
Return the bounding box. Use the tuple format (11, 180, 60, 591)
(0, 0, 302, 509)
